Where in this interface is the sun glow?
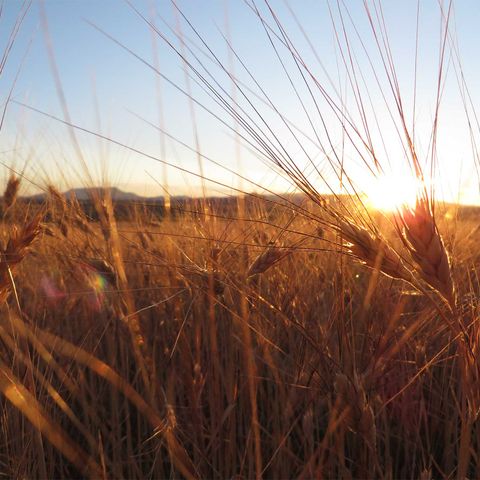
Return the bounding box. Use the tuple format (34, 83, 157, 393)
(366, 173, 423, 212)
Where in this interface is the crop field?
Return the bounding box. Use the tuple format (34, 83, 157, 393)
(0, 193, 478, 479)
(1, 1, 480, 479)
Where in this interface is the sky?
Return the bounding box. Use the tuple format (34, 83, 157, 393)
(1, 0, 480, 205)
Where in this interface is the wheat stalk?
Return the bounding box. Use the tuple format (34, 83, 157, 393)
(334, 372, 376, 449)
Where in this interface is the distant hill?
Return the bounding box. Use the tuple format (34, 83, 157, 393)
(26, 187, 164, 203)
(66, 187, 143, 201)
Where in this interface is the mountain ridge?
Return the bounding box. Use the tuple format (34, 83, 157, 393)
(24, 187, 165, 202)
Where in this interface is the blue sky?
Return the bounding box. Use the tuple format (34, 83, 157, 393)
(1, 1, 480, 204)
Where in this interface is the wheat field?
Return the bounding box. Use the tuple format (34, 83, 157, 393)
(1, 1, 480, 479)
(1, 186, 479, 479)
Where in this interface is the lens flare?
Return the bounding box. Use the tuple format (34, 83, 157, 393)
(87, 272, 108, 311)
(78, 262, 111, 311)
(41, 276, 66, 304)
(89, 272, 107, 293)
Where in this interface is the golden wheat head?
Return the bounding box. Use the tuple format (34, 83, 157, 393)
(402, 196, 455, 308)
(247, 243, 292, 277)
(338, 219, 411, 282)
(3, 175, 20, 212)
(0, 213, 43, 302)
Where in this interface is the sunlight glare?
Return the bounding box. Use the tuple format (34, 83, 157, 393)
(366, 173, 422, 212)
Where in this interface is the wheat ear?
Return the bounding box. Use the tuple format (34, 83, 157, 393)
(0, 214, 42, 302)
(402, 196, 455, 308)
(338, 219, 411, 282)
(2, 175, 20, 213)
(247, 243, 293, 277)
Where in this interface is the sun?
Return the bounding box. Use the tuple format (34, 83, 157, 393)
(366, 172, 422, 212)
